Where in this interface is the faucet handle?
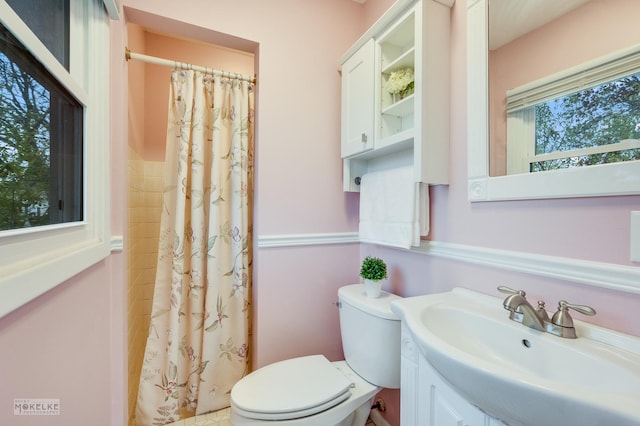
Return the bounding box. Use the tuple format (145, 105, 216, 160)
(536, 300, 550, 322)
(551, 300, 596, 328)
(561, 300, 596, 316)
(497, 285, 526, 297)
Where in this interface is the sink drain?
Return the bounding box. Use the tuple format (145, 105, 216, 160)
(521, 339, 532, 348)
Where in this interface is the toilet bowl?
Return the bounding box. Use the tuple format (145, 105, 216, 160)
(231, 357, 377, 426)
(230, 284, 402, 426)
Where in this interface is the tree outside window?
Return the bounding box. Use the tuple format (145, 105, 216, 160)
(0, 22, 82, 232)
(533, 73, 640, 172)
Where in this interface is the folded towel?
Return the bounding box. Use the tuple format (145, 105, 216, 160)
(359, 166, 429, 249)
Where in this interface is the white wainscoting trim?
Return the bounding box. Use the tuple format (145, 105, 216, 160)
(258, 232, 359, 248)
(413, 241, 640, 295)
(257, 232, 640, 294)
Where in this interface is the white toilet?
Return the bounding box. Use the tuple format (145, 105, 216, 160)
(230, 284, 402, 426)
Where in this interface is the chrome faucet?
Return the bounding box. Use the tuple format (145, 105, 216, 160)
(498, 286, 547, 332)
(497, 286, 596, 339)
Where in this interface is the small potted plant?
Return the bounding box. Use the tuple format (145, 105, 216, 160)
(360, 256, 388, 298)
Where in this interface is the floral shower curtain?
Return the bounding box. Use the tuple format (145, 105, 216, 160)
(136, 70, 254, 426)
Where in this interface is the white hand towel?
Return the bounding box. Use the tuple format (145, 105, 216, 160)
(359, 166, 429, 249)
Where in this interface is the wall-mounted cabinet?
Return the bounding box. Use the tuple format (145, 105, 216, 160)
(340, 0, 453, 191)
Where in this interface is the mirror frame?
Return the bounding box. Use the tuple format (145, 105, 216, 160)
(467, 0, 640, 201)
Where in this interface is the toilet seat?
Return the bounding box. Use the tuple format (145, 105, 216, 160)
(231, 355, 353, 421)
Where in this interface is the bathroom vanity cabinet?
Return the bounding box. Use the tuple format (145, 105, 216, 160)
(400, 325, 507, 426)
(339, 0, 453, 191)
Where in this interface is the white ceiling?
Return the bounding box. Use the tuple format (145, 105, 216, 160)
(489, 0, 590, 50)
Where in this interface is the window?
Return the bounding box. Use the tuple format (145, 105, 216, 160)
(0, 22, 83, 231)
(506, 45, 640, 175)
(5, 0, 70, 69)
(0, 0, 110, 318)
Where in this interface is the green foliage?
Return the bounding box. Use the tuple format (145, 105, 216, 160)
(360, 256, 388, 281)
(533, 72, 640, 172)
(0, 52, 50, 230)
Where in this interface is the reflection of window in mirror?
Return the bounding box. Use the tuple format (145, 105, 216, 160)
(505, 52, 640, 175)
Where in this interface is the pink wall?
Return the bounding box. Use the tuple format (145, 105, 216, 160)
(142, 32, 255, 161)
(1, 0, 638, 425)
(0, 261, 116, 425)
(119, 0, 393, 422)
(120, 0, 387, 373)
(0, 9, 129, 426)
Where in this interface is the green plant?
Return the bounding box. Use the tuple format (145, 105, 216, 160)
(359, 256, 388, 281)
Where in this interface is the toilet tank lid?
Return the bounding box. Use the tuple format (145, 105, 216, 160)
(338, 284, 402, 320)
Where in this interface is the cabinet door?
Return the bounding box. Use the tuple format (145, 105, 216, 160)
(418, 355, 489, 426)
(341, 39, 374, 158)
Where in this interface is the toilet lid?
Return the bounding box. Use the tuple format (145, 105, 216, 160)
(231, 355, 352, 420)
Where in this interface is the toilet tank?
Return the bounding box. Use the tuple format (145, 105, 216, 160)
(338, 284, 402, 389)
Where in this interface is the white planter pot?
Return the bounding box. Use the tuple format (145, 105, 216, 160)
(363, 279, 383, 298)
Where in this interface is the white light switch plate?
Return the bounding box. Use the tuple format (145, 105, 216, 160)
(631, 211, 640, 263)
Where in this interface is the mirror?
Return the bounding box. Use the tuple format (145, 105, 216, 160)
(467, 0, 640, 201)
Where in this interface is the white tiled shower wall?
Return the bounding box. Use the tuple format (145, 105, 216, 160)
(127, 147, 165, 425)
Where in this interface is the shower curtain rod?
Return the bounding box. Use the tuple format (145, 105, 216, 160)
(125, 47, 256, 84)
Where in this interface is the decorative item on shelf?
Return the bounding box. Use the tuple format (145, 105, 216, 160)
(360, 256, 388, 298)
(385, 67, 414, 104)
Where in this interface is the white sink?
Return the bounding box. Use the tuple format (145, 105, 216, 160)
(391, 288, 640, 426)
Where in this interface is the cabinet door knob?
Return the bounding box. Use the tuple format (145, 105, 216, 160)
(361, 133, 368, 143)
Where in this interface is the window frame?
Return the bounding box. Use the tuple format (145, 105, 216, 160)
(505, 44, 640, 175)
(0, 0, 110, 318)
